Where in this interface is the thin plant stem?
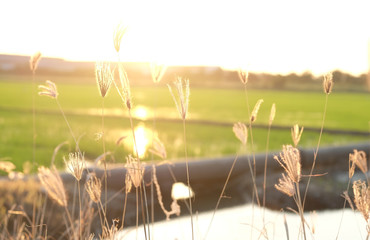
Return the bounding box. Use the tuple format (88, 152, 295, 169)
(136, 187, 139, 240)
(32, 72, 36, 171)
(102, 98, 108, 214)
(182, 118, 194, 240)
(295, 182, 307, 240)
(121, 190, 129, 229)
(262, 123, 272, 224)
(335, 179, 352, 240)
(77, 181, 82, 240)
(63, 205, 76, 239)
(303, 94, 328, 209)
(203, 154, 239, 239)
(55, 99, 78, 152)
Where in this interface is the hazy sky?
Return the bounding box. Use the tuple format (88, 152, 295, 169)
(1, 0, 369, 75)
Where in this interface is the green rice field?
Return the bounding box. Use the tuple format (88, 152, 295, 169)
(0, 78, 369, 171)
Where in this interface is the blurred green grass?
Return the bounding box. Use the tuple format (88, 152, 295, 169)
(0, 79, 368, 171)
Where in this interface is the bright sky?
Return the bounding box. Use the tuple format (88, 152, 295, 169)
(0, 0, 369, 75)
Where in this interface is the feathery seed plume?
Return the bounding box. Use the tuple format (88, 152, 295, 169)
(125, 155, 145, 189)
(38, 80, 58, 99)
(64, 152, 85, 181)
(275, 173, 295, 197)
(269, 103, 276, 126)
(323, 72, 333, 94)
(85, 174, 102, 203)
(118, 63, 132, 109)
(113, 23, 127, 53)
(30, 52, 42, 73)
(250, 99, 264, 123)
(38, 166, 67, 207)
(349, 149, 368, 174)
(353, 180, 370, 222)
(233, 122, 248, 145)
(95, 62, 114, 98)
(274, 145, 302, 183)
(149, 137, 167, 159)
(0, 161, 16, 173)
(168, 77, 190, 120)
(291, 124, 304, 147)
(238, 68, 248, 84)
(151, 63, 167, 83)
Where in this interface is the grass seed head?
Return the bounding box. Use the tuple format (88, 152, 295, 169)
(275, 173, 295, 197)
(269, 103, 276, 126)
(233, 122, 248, 145)
(118, 63, 132, 109)
(291, 124, 304, 147)
(238, 68, 248, 84)
(149, 137, 167, 159)
(168, 77, 190, 120)
(113, 23, 127, 53)
(150, 63, 167, 83)
(38, 80, 58, 99)
(30, 51, 42, 73)
(64, 152, 85, 181)
(349, 149, 368, 175)
(38, 166, 67, 207)
(95, 62, 114, 98)
(125, 155, 145, 189)
(250, 99, 264, 123)
(323, 72, 333, 94)
(85, 174, 102, 203)
(353, 180, 370, 222)
(274, 145, 302, 183)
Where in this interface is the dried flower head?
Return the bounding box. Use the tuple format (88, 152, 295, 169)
(250, 99, 264, 123)
(149, 137, 167, 159)
(349, 149, 368, 174)
(323, 72, 333, 94)
(125, 155, 145, 189)
(95, 62, 114, 98)
(233, 122, 248, 145)
(171, 182, 194, 200)
(125, 173, 132, 194)
(168, 77, 190, 120)
(85, 174, 102, 203)
(275, 173, 295, 197)
(353, 180, 370, 222)
(150, 63, 167, 83)
(113, 23, 127, 53)
(117, 63, 132, 109)
(274, 145, 301, 183)
(291, 124, 304, 147)
(38, 80, 58, 99)
(269, 103, 276, 126)
(64, 152, 85, 181)
(0, 161, 16, 173)
(38, 166, 67, 207)
(238, 69, 248, 84)
(30, 51, 42, 73)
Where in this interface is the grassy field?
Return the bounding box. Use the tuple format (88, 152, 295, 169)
(0, 78, 369, 171)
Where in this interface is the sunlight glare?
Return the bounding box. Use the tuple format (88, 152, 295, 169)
(132, 106, 150, 120)
(133, 125, 151, 158)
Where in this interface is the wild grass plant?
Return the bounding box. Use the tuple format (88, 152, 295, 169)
(1, 24, 370, 240)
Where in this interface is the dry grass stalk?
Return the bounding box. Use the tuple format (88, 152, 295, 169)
(250, 99, 263, 123)
(353, 180, 370, 222)
(291, 124, 304, 147)
(125, 155, 145, 189)
(341, 191, 354, 210)
(275, 173, 295, 197)
(150, 63, 167, 83)
(269, 103, 276, 126)
(102, 219, 120, 239)
(274, 145, 301, 183)
(95, 62, 114, 98)
(30, 52, 42, 73)
(0, 161, 16, 173)
(323, 72, 333, 94)
(85, 174, 102, 203)
(349, 149, 368, 175)
(38, 166, 67, 207)
(113, 23, 127, 53)
(168, 77, 190, 120)
(232, 122, 248, 145)
(64, 152, 85, 181)
(149, 137, 167, 159)
(238, 68, 248, 84)
(38, 80, 58, 99)
(117, 63, 132, 109)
